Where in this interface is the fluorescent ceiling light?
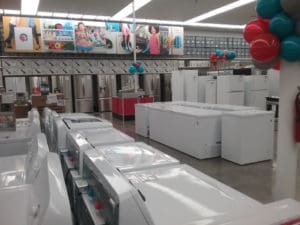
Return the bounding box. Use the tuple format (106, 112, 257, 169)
(96, 16, 110, 20)
(4, 9, 20, 15)
(21, 0, 40, 15)
(185, 0, 256, 23)
(68, 14, 83, 19)
(82, 15, 97, 20)
(189, 22, 245, 30)
(0, 9, 3, 14)
(53, 12, 68, 17)
(37, 11, 53, 16)
(112, 0, 152, 19)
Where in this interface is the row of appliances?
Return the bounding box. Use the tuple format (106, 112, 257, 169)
(43, 110, 300, 225)
(4, 74, 172, 113)
(172, 70, 280, 109)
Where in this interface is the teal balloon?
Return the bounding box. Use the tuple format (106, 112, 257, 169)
(128, 65, 137, 74)
(280, 36, 300, 62)
(256, 0, 282, 19)
(269, 13, 295, 39)
(227, 51, 236, 60)
(137, 66, 144, 73)
(215, 49, 224, 57)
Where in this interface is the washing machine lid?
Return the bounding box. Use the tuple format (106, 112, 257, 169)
(78, 128, 134, 147)
(124, 164, 261, 225)
(206, 199, 300, 225)
(63, 117, 112, 130)
(95, 142, 179, 173)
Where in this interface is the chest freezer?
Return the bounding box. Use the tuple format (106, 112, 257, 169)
(77, 127, 134, 147)
(94, 142, 179, 173)
(221, 110, 274, 165)
(149, 106, 222, 159)
(80, 152, 262, 225)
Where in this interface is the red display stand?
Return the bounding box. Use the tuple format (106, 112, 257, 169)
(112, 96, 154, 120)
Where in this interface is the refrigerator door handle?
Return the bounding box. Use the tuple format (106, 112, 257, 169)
(82, 78, 85, 96)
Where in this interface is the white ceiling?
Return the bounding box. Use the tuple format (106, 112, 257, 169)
(0, 0, 256, 25)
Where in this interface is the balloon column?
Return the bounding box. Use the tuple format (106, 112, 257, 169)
(128, 61, 145, 74)
(244, 0, 300, 70)
(209, 49, 236, 66)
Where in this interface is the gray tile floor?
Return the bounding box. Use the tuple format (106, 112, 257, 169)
(96, 112, 298, 204)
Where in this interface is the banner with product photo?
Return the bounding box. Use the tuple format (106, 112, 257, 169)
(2, 16, 184, 55)
(3, 16, 42, 53)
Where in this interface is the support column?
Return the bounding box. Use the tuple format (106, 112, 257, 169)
(274, 61, 300, 200)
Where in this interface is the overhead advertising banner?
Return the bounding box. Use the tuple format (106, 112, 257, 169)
(2, 16, 184, 55)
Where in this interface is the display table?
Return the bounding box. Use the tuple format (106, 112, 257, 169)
(112, 96, 154, 120)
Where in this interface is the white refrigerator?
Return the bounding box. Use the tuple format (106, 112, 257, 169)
(244, 75, 269, 109)
(183, 70, 198, 102)
(171, 70, 184, 101)
(217, 75, 245, 106)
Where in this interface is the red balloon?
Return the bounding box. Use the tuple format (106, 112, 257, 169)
(249, 33, 280, 62)
(210, 53, 218, 61)
(243, 19, 270, 43)
(273, 60, 281, 70)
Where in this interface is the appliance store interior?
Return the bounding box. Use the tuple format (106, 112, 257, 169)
(0, 0, 300, 224)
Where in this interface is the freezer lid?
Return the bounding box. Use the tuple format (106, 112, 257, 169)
(168, 105, 222, 118)
(124, 164, 261, 225)
(95, 142, 179, 172)
(78, 128, 134, 147)
(223, 110, 274, 117)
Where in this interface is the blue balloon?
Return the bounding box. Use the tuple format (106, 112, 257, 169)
(269, 13, 295, 39)
(280, 36, 300, 62)
(227, 51, 236, 60)
(137, 66, 144, 73)
(256, 0, 282, 19)
(128, 65, 137, 74)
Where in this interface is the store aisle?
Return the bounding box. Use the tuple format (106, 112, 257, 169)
(95, 112, 280, 204)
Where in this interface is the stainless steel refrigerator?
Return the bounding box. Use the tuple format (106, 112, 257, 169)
(73, 75, 94, 113)
(143, 74, 161, 102)
(160, 73, 172, 102)
(97, 75, 115, 112)
(51, 76, 73, 113)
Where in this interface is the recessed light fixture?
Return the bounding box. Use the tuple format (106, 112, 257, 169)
(185, 0, 256, 23)
(82, 15, 97, 20)
(21, 0, 40, 15)
(37, 11, 53, 17)
(4, 9, 21, 15)
(53, 12, 68, 18)
(68, 14, 83, 19)
(112, 0, 152, 20)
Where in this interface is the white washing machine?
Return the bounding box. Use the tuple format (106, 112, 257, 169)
(77, 127, 134, 147)
(222, 110, 274, 165)
(0, 134, 72, 225)
(94, 142, 179, 172)
(0, 117, 41, 157)
(149, 105, 222, 159)
(205, 199, 300, 225)
(79, 153, 262, 225)
(52, 116, 112, 154)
